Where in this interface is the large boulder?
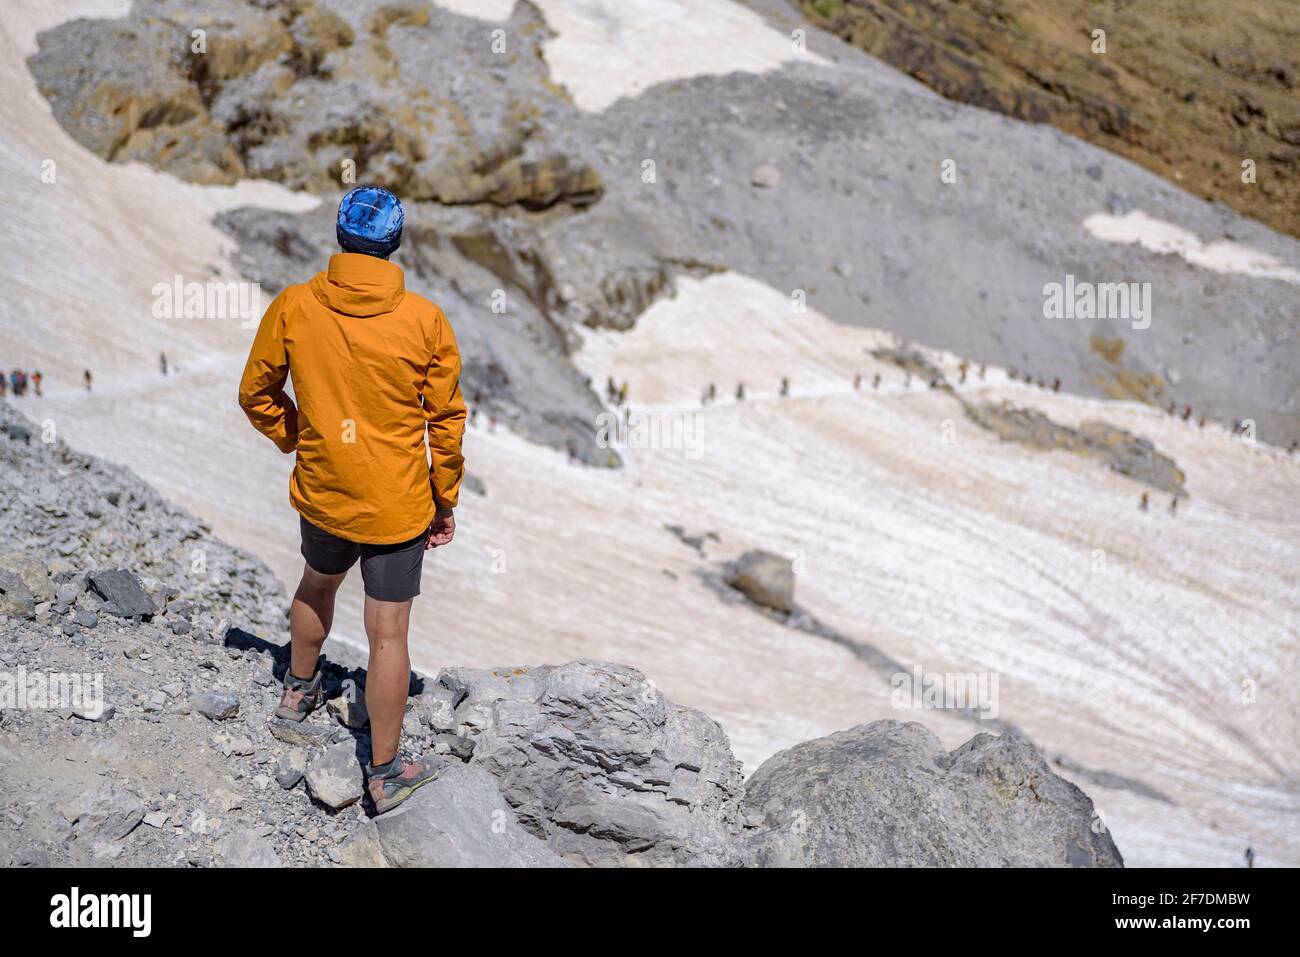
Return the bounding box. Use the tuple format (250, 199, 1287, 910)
(740, 720, 1123, 867)
(373, 764, 567, 868)
(304, 742, 365, 810)
(436, 661, 744, 867)
(725, 550, 794, 613)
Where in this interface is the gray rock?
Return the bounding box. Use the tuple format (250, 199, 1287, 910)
(431, 733, 475, 761)
(275, 749, 307, 789)
(739, 720, 1123, 868)
(71, 702, 115, 722)
(326, 681, 369, 729)
(268, 718, 335, 749)
(304, 742, 364, 810)
(334, 819, 389, 868)
(191, 691, 240, 721)
(724, 550, 794, 613)
(216, 828, 283, 867)
(414, 682, 461, 732)
(446, 661, 743, 866)
(71, 608, 99, 629)
(69, 786, 145, 841)
(374, 764, 567, 868)
(0, 570, 35, 620)
(86, 569, 157, 619)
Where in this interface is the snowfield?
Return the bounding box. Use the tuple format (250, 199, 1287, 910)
(1, 1, 1297, 868)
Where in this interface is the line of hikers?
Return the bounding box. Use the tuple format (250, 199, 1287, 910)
(2, 368, 43, 397)
(0, 354, 180, 399)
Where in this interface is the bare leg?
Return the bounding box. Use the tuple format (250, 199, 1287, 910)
(289, 564, 346, 679)
(363, 596, 413, 766)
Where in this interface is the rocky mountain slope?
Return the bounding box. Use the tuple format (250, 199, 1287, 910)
(797, 0, 1300, 241)
(22, 0, 1300, 445)
(0, 401, 1121, 867)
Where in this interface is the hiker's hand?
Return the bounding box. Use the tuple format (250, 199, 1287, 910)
(426, 504, 455, 548)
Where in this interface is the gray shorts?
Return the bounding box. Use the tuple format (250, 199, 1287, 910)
(299, 517, 425, 602)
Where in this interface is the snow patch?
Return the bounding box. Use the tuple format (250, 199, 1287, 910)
(431, 0, 830, 112)
(1084, 210, 1300, 285)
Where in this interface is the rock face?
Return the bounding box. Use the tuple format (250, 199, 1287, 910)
(725, 551, 795, 614)
(373, 764, 568, 868)
(740, 720, 1123, 868)
(442, 661, 745, 867)
(27, 0, 602, 211)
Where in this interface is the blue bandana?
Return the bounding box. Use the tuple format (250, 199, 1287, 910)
(336, 186, 404, 257)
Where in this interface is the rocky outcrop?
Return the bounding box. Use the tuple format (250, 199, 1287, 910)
(964, 401, 1187, 497)
(372, 764, 568, 868)
(440, 662, 745, 867)
(28, 0, 601, 211)
(740, 720, 1123, 867)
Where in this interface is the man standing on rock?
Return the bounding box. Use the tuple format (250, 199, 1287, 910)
(238, 185, 466, 814)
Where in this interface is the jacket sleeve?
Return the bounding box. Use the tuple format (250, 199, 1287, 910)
(238, 291, 299, 454)
(423, 306, 467, 508)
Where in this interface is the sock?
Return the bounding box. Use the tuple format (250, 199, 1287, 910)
(368, 756, 400, 778)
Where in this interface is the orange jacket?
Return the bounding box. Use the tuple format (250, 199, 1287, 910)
(239, 253, 466, 544)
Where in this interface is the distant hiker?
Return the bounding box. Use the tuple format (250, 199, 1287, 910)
(872, 373, 881, 389)
(1052, 378, 1060, 393)
(978, 364, 986, 380)
(31, 371, 42, 397)
(10, 369, 23, 396)
(160, 352, 168, 376)
(468, 407, 478, 428)
(708, 382, 716, 401)
(957, 361, 968, 385)
(1139, 492, 1149, 512)
(1167, 401, 1177, 415)
(1182, 405, 1191, 421)
(489, 414, 497, 434)
(0, 374, 6, 397)
(606, 376, 617, 403)
(1245, 847, 1255, 868)
(779, 377, 789, 397)
(83, 369, 92, 392)
(853, 373, 862, 390)
(1023, 373, 1032, 384)
(1289, 440, 1299, 455)
(239, 185, 463, 815)
(736, 382, 745, 401)
(619, 382, 628, 405)
(1169, 496, 1179, 515)
(1008, 366, 1017, 380)
(566, 440, 577, 464)
(1198, 416, 1206, 430)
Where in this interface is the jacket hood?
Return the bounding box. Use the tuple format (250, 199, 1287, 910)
(309, 253, 406, 317)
